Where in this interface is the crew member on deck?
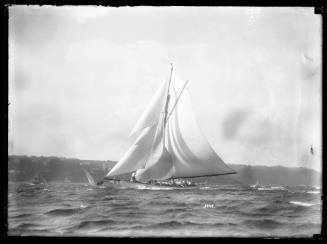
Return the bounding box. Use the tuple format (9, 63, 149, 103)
(96, 180, 103, 186)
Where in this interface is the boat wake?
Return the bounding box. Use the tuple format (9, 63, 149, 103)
(134, 185, 176, 190)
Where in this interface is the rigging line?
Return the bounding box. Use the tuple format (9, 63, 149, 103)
(165, 80, 189, 123)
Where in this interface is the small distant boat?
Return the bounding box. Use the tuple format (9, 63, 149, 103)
(250, 181, 262, 188)
(104, 65, 236, 188)
(82, 169, 97, 186)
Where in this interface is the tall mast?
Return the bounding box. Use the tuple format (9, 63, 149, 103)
(164, 63, 173, 127)
(162, 63, 173, 146)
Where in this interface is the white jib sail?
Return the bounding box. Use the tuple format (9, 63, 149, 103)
(106, 124, 158, 177)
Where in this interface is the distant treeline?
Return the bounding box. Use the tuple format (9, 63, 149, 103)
(8, 155, 115, 183)
(8, 155, 321, 186)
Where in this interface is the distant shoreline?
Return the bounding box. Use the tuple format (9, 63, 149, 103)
(8, 154, 321, 173)
(8, 155, 321, 186)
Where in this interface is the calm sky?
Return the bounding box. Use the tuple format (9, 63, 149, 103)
(8, 6, 322, 172)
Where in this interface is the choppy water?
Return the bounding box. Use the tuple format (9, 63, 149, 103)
(8, 182, 321, 237)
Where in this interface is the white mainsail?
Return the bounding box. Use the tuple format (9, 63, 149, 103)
(165, 73, 236, 178)
(106, 66, 236, 181)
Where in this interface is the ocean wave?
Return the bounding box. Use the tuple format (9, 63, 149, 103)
(243, 219, 284, 229)
(150, 220, 200, 228)
(45, 207, 87, 216)
(289, 201, 315, 207)
(102, 196, 114, 201)
(16, 223, 40, 229)
(75, 219, 116, 229)
(8, 181, 322, 237)
(13, 213, 33, 219)
(147, 220, 238, 229)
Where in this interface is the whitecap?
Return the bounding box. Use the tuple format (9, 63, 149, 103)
(290, 201, 315, 207)
(199, 186, 213, 190)
(306, 191, 320, 194)
(80, 204, 88, 209)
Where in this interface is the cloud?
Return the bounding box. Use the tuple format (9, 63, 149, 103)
(222, 109, 249, 139)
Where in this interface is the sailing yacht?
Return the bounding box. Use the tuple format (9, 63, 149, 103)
(250, 181, 262, 188)
(82, 169, 97, 186)
(105, 65, 236, 188)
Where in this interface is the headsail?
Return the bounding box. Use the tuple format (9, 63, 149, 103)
(106, 124, 158, 177)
